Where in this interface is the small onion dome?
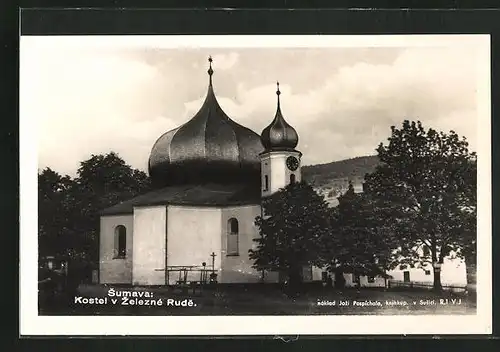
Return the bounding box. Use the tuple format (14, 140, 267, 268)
(260, 82, 299, 151)
(148, 57, 263, 188)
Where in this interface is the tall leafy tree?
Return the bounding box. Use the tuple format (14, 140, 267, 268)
(459, 181, 477, 287)
(38, 152, 152, 267)
(249, 181, 330, 290)
(364, 120, 477, 291)
(38, 168, 75, 258)
(70, 152, 152, 263)
(322, 183, 397, 286)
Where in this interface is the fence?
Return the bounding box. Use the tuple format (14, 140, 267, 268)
(164, 265, 212, 285)
(388, 280, 467, 293)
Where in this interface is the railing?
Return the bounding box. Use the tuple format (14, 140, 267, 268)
(388, 280, 467, 292)
(166, 266, 211, 285)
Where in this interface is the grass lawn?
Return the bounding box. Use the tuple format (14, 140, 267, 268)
(39, 284, 476, 316)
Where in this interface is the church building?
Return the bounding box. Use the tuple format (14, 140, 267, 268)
(98, 57, 467, 290)
(99, 57, 312, 285)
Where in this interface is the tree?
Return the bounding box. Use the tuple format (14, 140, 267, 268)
(364, 120, 477, 291)
(322, 182, 397, 288)
(249, 181, 330, 292)
(38, 168, 75, 258)
(70, 152, 152, 263)
(459, 181, 477, 288)
(38, 152, 152, 268)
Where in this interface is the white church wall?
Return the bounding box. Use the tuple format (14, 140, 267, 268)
(99, 214, 134, 284)
(220, 205, 279, 283)
(166, 205, 222, 284)
(132, 206, 167, 286)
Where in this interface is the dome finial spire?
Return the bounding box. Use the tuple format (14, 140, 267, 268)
(208, 56, 214, 85)
(260, 80, 299, 151)
(276, 81, 281, 110)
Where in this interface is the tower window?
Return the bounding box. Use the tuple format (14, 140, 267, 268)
(290, 173, 296, 184)
(227, 218, 239, 256)
(114, 225, 127, 259)
(264, 175, 269, 191)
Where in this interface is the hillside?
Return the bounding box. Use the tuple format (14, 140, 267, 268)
(302, 155, 381, 207)
(302, 155, 381, 186)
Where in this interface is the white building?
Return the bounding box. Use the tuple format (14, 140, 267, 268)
(386, 246, 467, 291)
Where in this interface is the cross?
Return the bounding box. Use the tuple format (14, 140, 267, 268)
(210, 252, 217, 273)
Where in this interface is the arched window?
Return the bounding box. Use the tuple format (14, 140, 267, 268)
(227, 218, 239, 256)
(114, 225, 127, 258)
(290, 173, 296, 184)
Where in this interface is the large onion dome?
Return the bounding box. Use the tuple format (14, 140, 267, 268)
(148, 57, 263, 188)
(260, 82, 299, 151)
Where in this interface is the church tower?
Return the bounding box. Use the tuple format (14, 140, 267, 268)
(260, 82, 302, 197)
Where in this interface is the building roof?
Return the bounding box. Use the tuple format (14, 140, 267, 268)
(148, 57, 263, 188)
(260, 82, 299, 152)
(100, 183, 261, 216)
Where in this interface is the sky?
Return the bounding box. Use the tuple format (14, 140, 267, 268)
(21, 36, 488, 177)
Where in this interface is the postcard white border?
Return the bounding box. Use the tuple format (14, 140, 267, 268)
(20, 34, 492, 336)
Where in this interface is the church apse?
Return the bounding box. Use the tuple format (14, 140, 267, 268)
(99, 215, 134, 284)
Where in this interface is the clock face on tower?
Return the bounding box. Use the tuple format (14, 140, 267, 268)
(286, 156, 299, 171)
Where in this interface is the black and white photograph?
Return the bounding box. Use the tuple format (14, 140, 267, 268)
(20, 34, 491, 335)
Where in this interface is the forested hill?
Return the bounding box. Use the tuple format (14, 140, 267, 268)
(302, 155, 381, 187)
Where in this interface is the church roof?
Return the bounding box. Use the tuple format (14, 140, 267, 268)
(100, 183, 261, 216)
(148, 57, 263, 188)
(260, 82, 299, 152)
